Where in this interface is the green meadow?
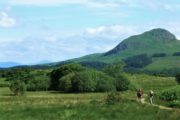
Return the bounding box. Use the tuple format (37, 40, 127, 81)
(0, 74, 179, 120)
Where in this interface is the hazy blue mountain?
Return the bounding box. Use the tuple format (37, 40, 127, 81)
(0, 62, 21, 68)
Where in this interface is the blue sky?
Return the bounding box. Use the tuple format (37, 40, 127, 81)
(0, 0, 180, 64)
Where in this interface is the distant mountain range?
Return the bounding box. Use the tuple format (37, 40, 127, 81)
(0, 62, 21, 68)
(0, 60, 52, 68)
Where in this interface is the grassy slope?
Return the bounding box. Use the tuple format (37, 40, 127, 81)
(0, 78, 9, 87)
(144, 56, 180, 70)
(126, 74, 178, 92)
(67, 30, 180, 71)
(70, 47, 180, 71)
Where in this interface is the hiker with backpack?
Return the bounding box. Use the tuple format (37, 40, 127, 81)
(137, 89, 144, 103)
(149, 90, 154, 104)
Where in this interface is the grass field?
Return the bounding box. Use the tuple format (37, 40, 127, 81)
(126, 74, 178, 92)
(145, 56, 180, 70)
(0, 74, 179, 120)
(0, 78, 9, 87)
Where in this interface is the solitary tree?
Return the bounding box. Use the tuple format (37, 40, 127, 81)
(10, 80, 26, 96)
(7, 68, 31, 95)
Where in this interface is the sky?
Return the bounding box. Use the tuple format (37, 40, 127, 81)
(0, 0, 180, 64)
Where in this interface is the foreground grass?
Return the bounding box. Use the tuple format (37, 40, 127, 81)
(0, 87, 180, 120)
(0, 98, 180, 120)
(0, 74, 179, 120)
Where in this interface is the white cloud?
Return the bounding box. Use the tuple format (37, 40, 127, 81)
(163, 4, 180, 11)
(0, 12, 16, 28)
(85, 25, 140, 40)
(7, 0, 180, 11)
(165, 22, 180, 39)
(139, 0, 180, 11)
(1, 22, 180, 63)
(9, 0, 127, 8)
(10, 0, 87, 6)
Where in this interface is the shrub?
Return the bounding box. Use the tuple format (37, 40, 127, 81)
(114, 74, 130, 91)
(160, 91, 178, 101)
(106, 92, 122, 105)
(168, 101, 180, 108)
(71, 70, 116, 93)
(95, 73, 116, 92)
(10, 80, 26, 96)
(175, 73, 180, 84)
(152, 53, 166, 57)
(51, 63, 118, 93)
(7, 69, 32, 95)
(59, 73, 75, 92)
(159, 86, 180, 101)
(71, 70, 98, 92)
(173, 52, 180, 56)
(27, 75, 50, 91)
(50, 63, 85, 90)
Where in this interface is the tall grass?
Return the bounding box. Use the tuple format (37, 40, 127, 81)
(0, 74, 179, 120)
(0, 99, 179, 120)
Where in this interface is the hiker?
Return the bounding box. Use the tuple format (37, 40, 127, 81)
(149, 90, 154, 104)
(137, 89, 143, 98)
(137, 89, 144, 103)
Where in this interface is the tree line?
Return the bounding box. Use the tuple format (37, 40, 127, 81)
(1, 62, 130, 95)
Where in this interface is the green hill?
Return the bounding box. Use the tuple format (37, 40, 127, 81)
(12, 28, 180, 73)
(64, 28, 180, 72)
(105, 28, 178, 56)
(71, 28, 180, 61)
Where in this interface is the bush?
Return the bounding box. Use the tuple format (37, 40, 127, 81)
(51, 63, 118, 93)
(160, 91, 178, 101)
(173, 52, 180, 56)
(59, 73, 75, 92)
(27, 75, 50, 91)
(159, 86, 180, 101)
(106, 92, 122, 105)
(103, 61, 130, 91)
(152, 53, 166, 57)
(175, 73, 180, 84)
(71, 70, 98, 92)
(114, 74, 130, 91)
(10, 80, 26, 96)
(71, 70, 116, 93)
(50, 63, 85, 90)
(168, 101, 180, 108)
(95, 73, 116, 92)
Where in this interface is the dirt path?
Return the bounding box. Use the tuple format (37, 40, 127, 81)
(144, 101, 173, 110)
(133, 98, 173, 110)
